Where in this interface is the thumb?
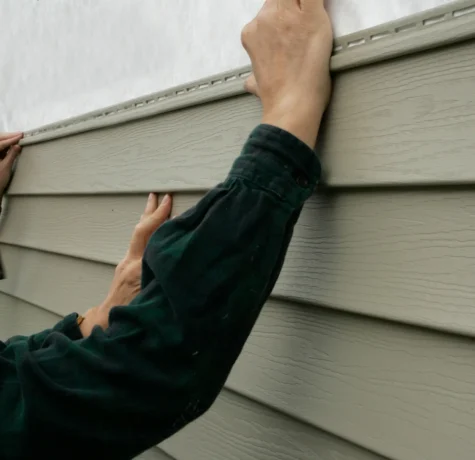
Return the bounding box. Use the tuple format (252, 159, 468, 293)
(3, 145, 21, 168)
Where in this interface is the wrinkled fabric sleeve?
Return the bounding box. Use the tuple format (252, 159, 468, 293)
(3, 313, 83, 350)
(0, 124, 321, 459)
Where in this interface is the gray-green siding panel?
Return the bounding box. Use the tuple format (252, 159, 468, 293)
(2, 188, 475, 337)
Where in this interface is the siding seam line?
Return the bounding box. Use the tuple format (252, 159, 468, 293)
(220, 386, 394, 460)
(224, 381, 396, 460)
(148, 446, 177, 460)
(2, 241, 475, 341)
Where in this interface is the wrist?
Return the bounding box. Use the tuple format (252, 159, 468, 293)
(79, 306, 105, 337)
(261, 100, 325, 149)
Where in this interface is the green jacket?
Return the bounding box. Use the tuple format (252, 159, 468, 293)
(0, 124, 320, 459)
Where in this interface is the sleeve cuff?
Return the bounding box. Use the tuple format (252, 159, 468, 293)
(52, 313, 83, 341)
(228, 124, 321, 208)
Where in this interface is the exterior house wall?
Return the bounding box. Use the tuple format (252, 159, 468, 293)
(2, 4, 475, 459)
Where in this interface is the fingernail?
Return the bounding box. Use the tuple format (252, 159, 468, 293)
(148, 193, 154, 201)
(162, 194, 171, 204)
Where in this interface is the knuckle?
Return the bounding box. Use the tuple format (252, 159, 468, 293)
(241, 21, 255, 48)
(125, 262, 141, 279)
(257, 7, 272, 25)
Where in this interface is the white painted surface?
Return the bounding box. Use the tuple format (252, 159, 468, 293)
(0, 0, 455, 131)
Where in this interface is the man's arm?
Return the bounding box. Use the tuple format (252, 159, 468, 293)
(0, 124, 320, 459)
(0, 1, 333, 458)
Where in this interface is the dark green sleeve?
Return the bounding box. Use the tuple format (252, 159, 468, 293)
(0, 124, 321, 460)
(3, 313, 83, 350)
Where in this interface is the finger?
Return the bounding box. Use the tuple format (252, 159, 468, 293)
(127, 194, 172, 258)
(0, 133, 22, 151)
(143, 192, 159, 216)
(151, 194, 172, 224)
(3, 145, 21, 168)
(244, 74, 260, 97)
(0, 132, 22, 141)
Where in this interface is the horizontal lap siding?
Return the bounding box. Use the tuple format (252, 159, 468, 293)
(2, 188, 475, 336)
(161, 388, 384, 460)
(4, 26, 475, 460)
(10, 96, 258, 195)
(1, 246, 475, 459)
(0, 245, 113, 315)
(1, 195, 198, 264)
(321, 40, 475, 186)
(231, 299, 475, 460)
(0, 292, 59, 339)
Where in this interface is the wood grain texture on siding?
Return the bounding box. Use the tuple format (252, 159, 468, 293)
(10, 95, 259, 195)
(230, 299, 475, 460)
(321, 39, 475, 186)
(162, 388, 385, 460)
(0, 292, 59, 339)
(0, 289, 380, 460)
(9, 39, 475, 195)
(0, 194, 194, 264)
(2, 189, 475, 337)
(0, 245, 113, 316)
(6, 19, 475, 459)
(0, 195, 144, 264)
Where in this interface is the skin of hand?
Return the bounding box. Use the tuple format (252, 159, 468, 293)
(241, 0, 333, 149)
(0, 132, 23, 196)
(79, 193, 173, 337)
